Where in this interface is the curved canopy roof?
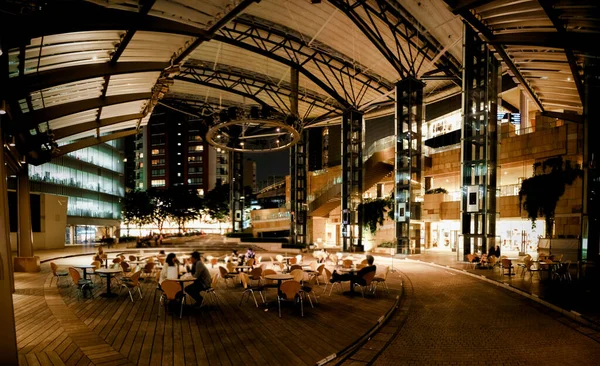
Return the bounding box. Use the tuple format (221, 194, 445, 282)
(0, 0, 596, 164)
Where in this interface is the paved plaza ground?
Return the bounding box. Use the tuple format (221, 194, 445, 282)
(11, 237, 600, 365)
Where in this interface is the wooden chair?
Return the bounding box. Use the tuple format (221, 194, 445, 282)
(517, 255, 532, 276)
(501, 258, 514, 276)
(291, 269, 316, 307)
(202, 275, 220, 307)
(372, 266, 390, 293)
(245, 258, 255, 267)
(553, 261, 572, 282)
(129, 255, 137, 262)
(68, 267, 93, 300)
(342, 259, 353, 268)
(278, 281, 303, 318)
(218, 266, 237, 288)
(523, 257, 541, 280)
(120, 271, 143, 302)
(112, 257, 122, 265)
(50, 262, 68, 287)
(159, 280, 186, 319)
(248, 267, 263, 285)
(465, 254, 477, 269)
(288, 257, 297, 265)
(353, 271, 376, 298)
(141, 262, 156, 280)
(210, 258, 218, 268)
(274, 255, 284, 269)
(323, 268, 342, 296)
(239, 273, 265, 308)
(307, 263, 325, 285)
(289, 264, 303, 272)
(261, 269, 278, 290)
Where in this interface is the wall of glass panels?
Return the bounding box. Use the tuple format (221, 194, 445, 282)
(29, 143, 124, 220)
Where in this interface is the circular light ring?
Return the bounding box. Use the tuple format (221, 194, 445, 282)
(206, 118, 301, 153)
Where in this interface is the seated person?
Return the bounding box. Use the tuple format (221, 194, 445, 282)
(331, 254, 376, 286)
(487, 245, 495, 258)
(245, 247, 256, 261)
(185, 251, 212, 308)
(231, 249, 240, 263)
(93, 245, 104, 265)
(159, 253, 180, 285)
(157, 250, 166, 258)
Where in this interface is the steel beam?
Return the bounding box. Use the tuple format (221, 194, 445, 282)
(173, 0, 259, 64)
(341, 109, 363, 252)
(447, 0, 495, 13)
(537, 0, 584, 107)
(53, 113, 145, 140)
(53, 129, 137, 157)
(455, 10, 545, 111)
(22, 92, 151, 128)
(7, 62, 167, 98)
(491, 32, 599, 53)
(541, 111, 583, 124)
(179, 64, 343, 114)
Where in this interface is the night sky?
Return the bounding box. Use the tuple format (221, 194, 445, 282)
(250, 150, 289, 182)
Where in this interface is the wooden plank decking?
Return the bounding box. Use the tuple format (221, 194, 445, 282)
(13, 259, 401, 366)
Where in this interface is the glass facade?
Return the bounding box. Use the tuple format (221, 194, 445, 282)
(29, 143, 124, 220)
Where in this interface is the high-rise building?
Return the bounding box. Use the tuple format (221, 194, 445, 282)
(243, 158, 257, 193)
(144, 109, 212, 195)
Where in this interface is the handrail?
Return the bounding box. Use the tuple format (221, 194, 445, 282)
(363, 135, 395, 162)
(441, 183, 523, 202)
(308, 176, 342, 203)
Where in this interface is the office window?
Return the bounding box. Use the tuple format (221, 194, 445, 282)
(187, 178, 203, 185)
(151, 169, 165, 177)
(188, 156, 203, 163)
(151, 148, 164, 155)
(151, 158, 165, 165)
(188, 145, 204, 152)
(188, 167, 203, 174)
(151, 179, 166, 187)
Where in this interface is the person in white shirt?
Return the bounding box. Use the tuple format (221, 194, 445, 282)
(159, 253, 180, 285)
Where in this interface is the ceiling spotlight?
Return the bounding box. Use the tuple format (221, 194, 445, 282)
(276, 128, 280, 132)
(567, 77, 571, 81)
(276, 139, 279, 144)
(9, 136, 15, 146)
(240, 142, 244, 146)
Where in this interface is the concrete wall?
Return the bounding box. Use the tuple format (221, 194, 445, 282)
(10, 193, 67, 252)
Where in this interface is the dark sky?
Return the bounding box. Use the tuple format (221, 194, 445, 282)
(250, 150, 289, 183)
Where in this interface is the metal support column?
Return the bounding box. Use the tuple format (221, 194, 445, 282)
(460, 24, 499, 260)
(17, 164, 34, 257)
(230, 150, 244, 232)
(0, 119, 19, 365)
(290, 130, 308, 246)
(341, 109, 363, 252)
(394, 77, 424, 255)
(582, 60, 600, 262)
(289, 66, 307, 246)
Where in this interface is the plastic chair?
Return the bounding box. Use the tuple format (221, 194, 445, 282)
(159, 280, 186, 319)
(248, 267, 263, 285)
(68, 267, 93, 300)
(202, 275, 220, 307)
(129, 255, 137, 262)
(307, 264, 325, 285)
(50, 262, 68, 287)
(372, 266, 390, 293)
(342, 259, 353, 268)
(239, 273, 265, 308)
(218, 266, 237, 288)
(353, 271, 376, 298)
(291, 269, 316, 307)
(142, 262, 156, 280)
(323, 268, 342, 296)
(278, 281, 303, 318)
(120, 271, 143, 302)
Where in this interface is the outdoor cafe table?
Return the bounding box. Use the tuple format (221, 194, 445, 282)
(72, 264, 96, 280)
(264, 273, 293, 296)
(94, 268, 122, 298)
(338, 268, 360, 296)
(235, 265, 252, 273)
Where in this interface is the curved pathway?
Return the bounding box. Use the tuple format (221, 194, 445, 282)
(373, 261, 600, 365)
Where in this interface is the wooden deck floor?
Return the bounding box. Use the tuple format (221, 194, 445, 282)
(14, 259, 401, 366)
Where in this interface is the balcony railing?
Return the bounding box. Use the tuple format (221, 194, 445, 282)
(363, 135, 395, 162)
(442, 184, 522, 202)
(307, 175, 342, 202)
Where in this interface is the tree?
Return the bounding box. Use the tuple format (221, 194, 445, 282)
(358, 197, 394, 235)
(163, 186, 203, 233)
(121, 190, 153, 236)
(519, 157, 583, 237)
(148, 189, 170, 234)
(204, 184, 230, 224)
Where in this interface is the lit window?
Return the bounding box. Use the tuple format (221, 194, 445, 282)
(139, 153, 143, 158)
(188, 145, 204, 152)
(151, 179, 166, 187)
(198, 189, 204, 196)
(177, 152, 181, 155)
(177, 172, 181, 177)
(177, 143, 182, 146)
(177, 162, 181, 166)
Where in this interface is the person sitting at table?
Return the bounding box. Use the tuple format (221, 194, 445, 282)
(330, 254, 376, 285)
(494, 245, 501, 257)
(159, 253, 179, 285)
(245, 247, 256, 261)
(94, 245, 104, 265)
(488, 245, 496, 258)
(185, 251, 212, 308)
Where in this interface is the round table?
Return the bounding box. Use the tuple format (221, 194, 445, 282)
(94, 268, 122, 298)
(72, 264, 96, 280)
(264, 274, 294, 295)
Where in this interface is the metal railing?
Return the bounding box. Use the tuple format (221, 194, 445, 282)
(363, 135, 395, 162)
(442, 184, 522, 202)
(307, 175, 342, 203)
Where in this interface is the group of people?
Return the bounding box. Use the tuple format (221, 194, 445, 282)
(330, 254, 376, 286)
(231, 247, 256, 264)
(158, 251, 212, 308)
